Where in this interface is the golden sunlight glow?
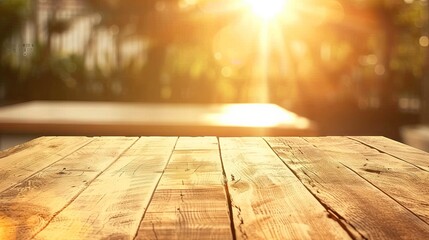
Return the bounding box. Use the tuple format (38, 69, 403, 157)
(246, 0, 286, 20)
(0, 217, 16, 240)
(205, 104, 310, 128)
(213, 0, 345, 103)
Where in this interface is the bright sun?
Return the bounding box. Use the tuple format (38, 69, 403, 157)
(246, 0, 286, 20)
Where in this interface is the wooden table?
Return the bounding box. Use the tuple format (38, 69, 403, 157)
(0, 101, 315, 136)
(0, 136, 428, 239)
(0, 101, 316, 150)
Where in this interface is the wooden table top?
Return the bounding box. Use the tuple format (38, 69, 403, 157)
(0, 101, 316, 136)
(0, 136, 428, 239)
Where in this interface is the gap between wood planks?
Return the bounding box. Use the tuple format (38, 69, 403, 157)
(347, 136, 429, 173)
(131, 137, 179, 240)
(30, 137, 140, 239)
(133, 137, 232, 239)
(302, 137, 429, 225)
(0, 138, 94, 195)
(339, 163, 429, 225)
(216, 137, 238, 240)
(5, 136, 425, 239)
(265, 138, 428, 239)
(220, 137, 352, 239)
(261, 137, 364, 240)
(304, 136, 429, 225)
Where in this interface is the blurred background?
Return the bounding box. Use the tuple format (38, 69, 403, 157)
(0, 0, 428, 146)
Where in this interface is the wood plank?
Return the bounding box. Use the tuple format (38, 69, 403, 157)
(34, 137, 177, 240)
(265, 137, 429, 239)
(220, 137, 351, 240)
(351, 136, 429, 171)
(0, 136, 92, 193)
(174, 136, 219, 150)
(159, 138, 224, 189)
(0, 137, 137, 239)
(136, 137, 232, 240)
(304, 137, 429, 223)
(140, 211, 231, 240)
(157, 172, 224, 190)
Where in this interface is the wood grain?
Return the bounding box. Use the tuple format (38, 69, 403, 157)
(265, 137, 429, 239)
(140, 210, 231, 240)
(0, 136, 92, 193)
(0, 137, 137, 239)
(305, 137, 429, 223)
(1, 136, 428, 240)
(220, 137, 351, 240)
(350, 136, 429, 171)
(34, 137, 177, 240)
(136, 137, 232, 240)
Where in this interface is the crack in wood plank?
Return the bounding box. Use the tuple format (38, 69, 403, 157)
(231, 202, 247, 240)
(221, 137, 351, 240)
(340, 162, 429, 226)
(217, 137, 238, 240)
(151, 221, 159, 240)
(265, 137, 429, 239)
(267, 138, 367, 240)
(306, 136, 429, 225)
(135, 137, 232, 239)
(132, 137, 179, 240)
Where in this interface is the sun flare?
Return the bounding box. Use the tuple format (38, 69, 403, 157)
(246, 0, 286, 20)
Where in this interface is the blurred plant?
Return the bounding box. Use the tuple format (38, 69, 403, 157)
(83, 0, 236, 101)
(0, 0, 27, 45)
(0, 0, 29, 100)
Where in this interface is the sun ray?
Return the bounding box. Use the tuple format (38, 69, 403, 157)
(245, 0, 287, 20)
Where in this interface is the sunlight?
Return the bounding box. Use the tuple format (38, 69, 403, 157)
(0, 217, 16, 240)
(246, 0, 286, 20)
(211, 0, 345, 103)
(205, 104, 310, 128)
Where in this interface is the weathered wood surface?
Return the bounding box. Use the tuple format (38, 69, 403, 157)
(0, 137, 92, 192)
(350, 136, 429, 171)
(305, 137, 429, 224)
(0, 136, 428, 240)
(0, 137, 137, 239)
(265, 137, 429, 239)
(220, 138, 351, 240)
(136, 137, 232, 240)
(34, 137, 177, 240)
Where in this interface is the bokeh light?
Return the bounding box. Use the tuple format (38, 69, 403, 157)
(419, 36, 429, 47)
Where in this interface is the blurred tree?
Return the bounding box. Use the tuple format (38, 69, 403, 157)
(422, 0, 429, 125)
(289, 0, 427, 110)
(0, 0, 28, 100)
(85, 0, 238, 102)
